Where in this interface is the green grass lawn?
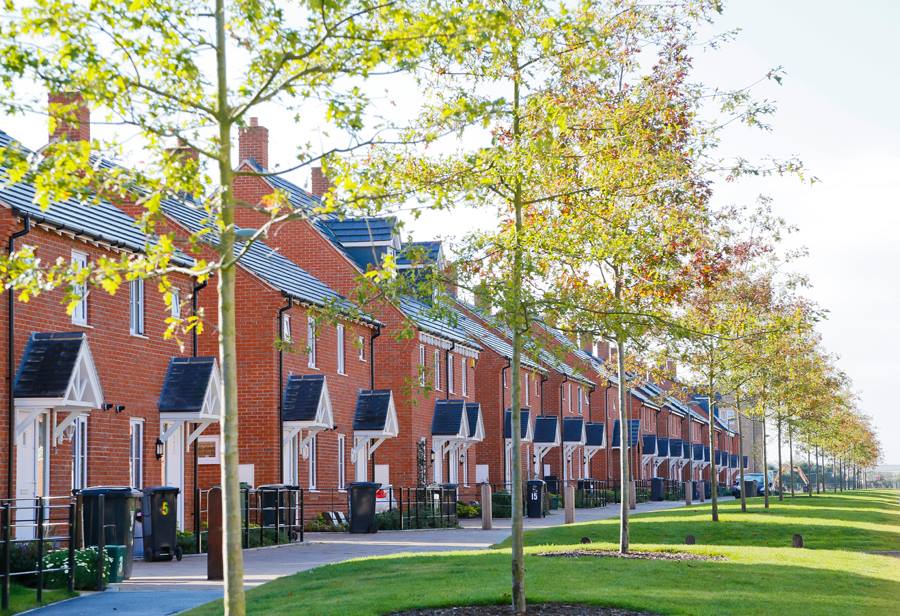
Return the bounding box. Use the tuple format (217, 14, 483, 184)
(189, 489, 900, 616)
(1, 584, 75, 615)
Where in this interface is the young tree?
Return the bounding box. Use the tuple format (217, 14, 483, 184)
(0, 2, 453, 612)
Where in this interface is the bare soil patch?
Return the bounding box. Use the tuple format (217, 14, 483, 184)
(537, 549, 724, 562)
(389, 605, 657, 615)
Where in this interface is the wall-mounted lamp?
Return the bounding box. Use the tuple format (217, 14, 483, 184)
(115, 405, 126, 414)
(155, 438, 165, 460)
(103, 403, 114, 411)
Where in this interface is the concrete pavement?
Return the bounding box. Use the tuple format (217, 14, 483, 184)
(27, 498, 703, 615)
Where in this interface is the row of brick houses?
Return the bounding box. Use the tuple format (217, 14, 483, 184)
(0, 99, 751, 537)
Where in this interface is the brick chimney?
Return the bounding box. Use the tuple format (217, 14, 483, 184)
(238, 117, 268, 169)
(311, 166, 331, 198)
(167, 138, 199, 164)
(48, 92, 90, 143)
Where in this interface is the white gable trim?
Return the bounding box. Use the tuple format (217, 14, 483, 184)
(15, 337, 104, 412)
(159, 359, 223, 445)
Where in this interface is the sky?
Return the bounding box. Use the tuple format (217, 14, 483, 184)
(1, 1, 896, 463)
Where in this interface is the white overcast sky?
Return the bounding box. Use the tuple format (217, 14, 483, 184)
(2, 1, 896, 464)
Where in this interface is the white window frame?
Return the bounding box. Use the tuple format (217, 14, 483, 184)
(358, 335, 366, 361)
(308, 433, 318, 489)
(307, 317, 317, 368)
(418, 344, 426, 386)
(524, 372, 530, 405)
(336, 324, 346, 375)
(170, 287, 181, 320)
(447, 352, 454, 394)
(72, 415, 88, 490)
(433, 349, 441, 391)
(461, 356, 468, 397)
(71, 250, 88, 326)
(130, 278, 145, 336)
(197, 434, 220, 465)
(462, 450, 469, 487)
(567, 383, 572, 412)
(337, 434, 346, 490)
(129, 419, 143, 489)
(281, 313, 292, 343)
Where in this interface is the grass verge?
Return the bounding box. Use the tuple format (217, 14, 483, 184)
(1, 584, 76, 615)
(188, 489, 900, 616)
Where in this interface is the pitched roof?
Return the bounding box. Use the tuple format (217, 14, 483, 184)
(0, 130, 192, 266)
(657, 437, 669, 457)
(642, 434, 657, 455)
(504, 409, 530, 440)
(159, 195, 375, 323)
(397, 241, 442, 267)
(158, 356, 217, 413)
(398, 296, 480, 349)
(281, 374, 326, 422)
(353, 390, 395, 432)
(14, 332, 85, 398)
(453, 303, 542, 370)
(562, 417, 585, 444)
(585, 422, 605, 448)
(730, 454, 739, 468)
(669, 438, 683, 458)
(242, 158, 322, 213)
(431, 399, 468, 437)
(693, 443, 704, 461)
(611, 419, 640, 448)
(533, 416, 560, 445)
(319, 217, 397, 245)
(465, 403, 482, 439)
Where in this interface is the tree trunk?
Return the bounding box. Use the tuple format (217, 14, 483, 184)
(615, 335, 630, 553)
(776, 416, 783, 501)
(789, 426, 794, 497)
(807, 446, 812, 497)
(762, 418, 769, 509)
(707, 379, 718, 522)
(508, 54, 526, 616)
(214, 2, 245, 613)
(737, 403, 746, 512)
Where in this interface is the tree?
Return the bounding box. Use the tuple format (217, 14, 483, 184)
(0, 2, 452, 612)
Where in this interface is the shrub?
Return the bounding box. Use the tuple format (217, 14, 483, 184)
(41, 547, 110, 590)
(177, 530, 199, 555)
(492, 492, 512, 518)
(456, 501, 481, 519)
(244, 523, 291, 547)
(375, 509, 401, 530)
(304, 513, 347, 532)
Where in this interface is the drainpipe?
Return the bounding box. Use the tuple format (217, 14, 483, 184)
(368, 324, 381, 482)
(7, 212, 31, 499)
(444, 342, 455, 400)
(190, 278, 206, 548)
(277, 296, 292, 484)
(501, 358, 510, 485)
(369, 324, 381, 389)
(539, 373, 547, 415)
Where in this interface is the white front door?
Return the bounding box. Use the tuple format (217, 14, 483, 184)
(354, 440, 368, 482)
(283, 432, 299, 486)
(15, 411, 50, 539)
(448, 447, 459, 484)
(162, 422, 185, 529)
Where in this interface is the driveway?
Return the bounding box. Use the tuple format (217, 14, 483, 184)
(28, 498, 707, 615)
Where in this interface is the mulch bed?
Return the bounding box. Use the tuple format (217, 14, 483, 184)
(390, 605, 657, 615)
(537, 550, 724, 562)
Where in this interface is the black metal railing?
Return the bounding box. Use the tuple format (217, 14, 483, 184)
(376, 485, 458, 530)
(0, 496, 78, 609)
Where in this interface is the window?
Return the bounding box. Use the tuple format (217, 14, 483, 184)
(447, 352, 454, 393)
(71, 251, 88, 325)
(308, 434, 317, 489)
(433, 349, 441, 390)
(307, 317, 316, 367)
(524, 372, 530, 405)
(129, 420, 143, 489)
(461, 357, 468, 397)
(578, 386, 584, 415)
(336, 324, 346, 374)
(281, 313, 292, 342)
(358, 335, 366, 361)
(462, 450, 469, 487)
(197, 435, 220, 465)
(503, 369, 508, 389)
(72, 416, 88, 490)
(170, 287, 181, 320)
(567, 383, 572, 412)
(337, 434, 346, 490)
(418, 344, 426, 386)
(130, 278, 145, 335)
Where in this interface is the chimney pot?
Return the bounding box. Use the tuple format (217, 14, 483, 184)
(48, 92, 90, 143)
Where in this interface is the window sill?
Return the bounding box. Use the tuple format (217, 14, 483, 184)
(338, 371, 347, 377)
(72, 322, 93, 329)
(130, 333, 149, 340)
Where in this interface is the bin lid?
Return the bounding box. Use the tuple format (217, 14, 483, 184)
(80, 486, 143, 497)
(527, 479, 545, 485)
(141, 485, 180, 495)
(257, 484, 295, 490)
(349, 482, 381, 489)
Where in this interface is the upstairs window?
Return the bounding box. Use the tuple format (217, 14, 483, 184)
(578, 386, 584, 415)
(281, 313, 292, 343)
(461, 357, 468, 397)
(307, 317, 317, 367)
(524, 372, 530, 405)
(358, 335, 366, 361)
(71, 251, 88, 326)
(337, 324, 346, 374)
(418, 344, 426, 386)
(130, 279, 145, 336)
(447, 352, 454, 393)
(170, 287, 181, 320)
(433, 349, 441, 391)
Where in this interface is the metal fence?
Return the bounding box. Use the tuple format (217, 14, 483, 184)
(0, 496, 78, 609)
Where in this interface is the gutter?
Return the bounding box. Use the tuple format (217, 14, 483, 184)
(277, 295, 292, 484)
(7, 211, 31, 499)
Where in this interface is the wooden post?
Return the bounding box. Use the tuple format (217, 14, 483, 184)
(685, 480, 693, 506)
(480, 483, 492, 530)
(207, 486, 224, 581)
(564, 484, 575, 524)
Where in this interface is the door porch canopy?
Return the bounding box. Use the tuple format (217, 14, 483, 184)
(562, 417, 585, 462)
(282, 374, 334, 458)
(351, 389, 398, 464)
(431, 399, 470, 459)
(464, 402, 485, 450)
(532, 416, 560, 475)
(611, 419, 640, 449)
(157, 356, 223, 447)
(14, 332, 103, 445)
(504, 408, 533, 444)
(584, 422, 605, 467)
(654, 437, 669, 471)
